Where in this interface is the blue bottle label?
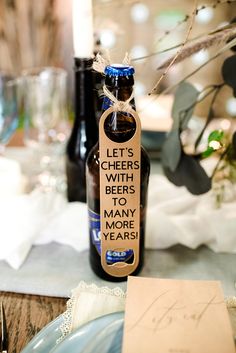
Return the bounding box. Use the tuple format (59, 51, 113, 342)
(89, 209, 133, 264)
(89, 209, 101, 254)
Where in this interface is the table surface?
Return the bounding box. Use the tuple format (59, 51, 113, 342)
(0, 291, 66, 353)
(3, 141, 59, 352)
(1, 245, 236, 353)
(1, 283, 236, 353)
(2, 140, 66, 353)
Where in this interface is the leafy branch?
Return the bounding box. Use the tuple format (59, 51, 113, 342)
(194, 84, 224, 151)
(161, 52, 236, 195)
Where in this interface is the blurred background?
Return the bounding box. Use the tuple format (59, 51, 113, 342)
(1, 0, 236, 126)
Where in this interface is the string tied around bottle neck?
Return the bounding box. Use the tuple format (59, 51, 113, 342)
(93, 52, 134, 113)
(103, 85, 134, 113)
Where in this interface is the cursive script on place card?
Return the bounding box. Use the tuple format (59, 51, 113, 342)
(122, 277, 235, 353)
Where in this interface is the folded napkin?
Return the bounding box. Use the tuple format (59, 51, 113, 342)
(0, 189, 88, 269)
(146, 175, 236, 253)
(1, 165, 236, 269)
(58, 281, 236, 344)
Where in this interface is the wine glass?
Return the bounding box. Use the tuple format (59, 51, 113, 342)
(22, 67, 70, 192)
(0, 73, 18, 155)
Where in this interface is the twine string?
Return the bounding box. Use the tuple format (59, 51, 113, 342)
(93, 53, 110, 73)
(93, 52, 131, 74)
(103, 85, 134, 113)
(93, 52, 133, 112)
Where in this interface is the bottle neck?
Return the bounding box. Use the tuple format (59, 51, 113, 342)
(102, 77, 136, 143)
(102, 80, 135, 111)
(74, 57, 96, 124)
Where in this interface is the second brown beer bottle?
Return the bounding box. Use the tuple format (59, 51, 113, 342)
(86, 64, 150, 281)
(66, 58, 99, 203)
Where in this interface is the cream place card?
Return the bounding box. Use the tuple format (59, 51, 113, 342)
(122, 277, 235, 353)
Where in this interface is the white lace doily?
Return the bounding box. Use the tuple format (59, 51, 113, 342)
(58, 281, 126, 343)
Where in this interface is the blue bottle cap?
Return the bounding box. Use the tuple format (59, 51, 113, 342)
(104, 64, 135, 77)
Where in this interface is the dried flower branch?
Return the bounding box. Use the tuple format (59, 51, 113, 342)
(155, 0, 236, 46)
(150, 0, 198, 95)
(156, 36, 236, 96)
(131, 26, 231, 62)
(157, 24, 236, 70)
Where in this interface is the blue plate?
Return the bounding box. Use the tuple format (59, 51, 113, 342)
(51, 312, 124, 353)
(20, 315, 63, 353)
(80, 316, 124, 353)
(20, 312, 124, 353)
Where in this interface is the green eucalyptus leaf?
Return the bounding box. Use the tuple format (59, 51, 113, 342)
(222, 54, 236, 97)
(172, 81, 199, 130)
(161, 129, 182, 172)
(163, 153, 211, 195)
(202, 147, 214, 158)
(201, 130, 224, 158)
(208, 130, 224, 143)
(163, 165, 184, 187)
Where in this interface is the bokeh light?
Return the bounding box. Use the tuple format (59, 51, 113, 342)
(130, 3, 150, 24)
(196, 7, 214, 24)
(191, 50, 209, 65)
(226, 97, 236, 116)
(100, 29, 116, 48)
(130, 45, 148, 63)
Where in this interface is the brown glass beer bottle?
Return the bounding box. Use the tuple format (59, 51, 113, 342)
(66, 58, 98, 203)
(86, 64, 150, 281)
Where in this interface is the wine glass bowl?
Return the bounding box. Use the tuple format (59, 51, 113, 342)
(0, 73, 18, 154)
(23, 67, 68, 145)
(22, 67, 69, 192)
